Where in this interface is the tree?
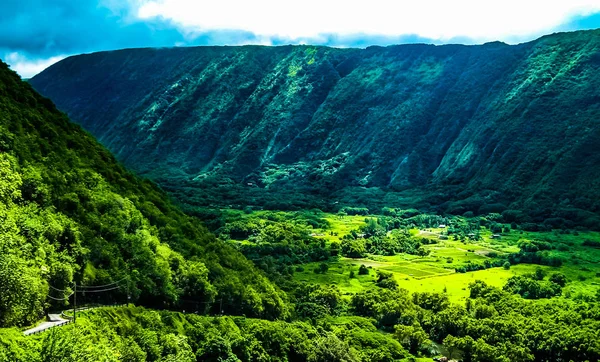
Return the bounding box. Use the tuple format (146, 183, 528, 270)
(330, 242, 340, 256)
(179, 260, 216, 308)
(296, 284, 342, 317)
(412, 292, 449, 313)
(0, 253, 47, 326)
(534, 267, 546, 281)
(472, 338, 499, 362)
(376, 271, 398, 290)
(443, 335, 459, 360)
(341, 238, 367, 258)
(454, 336, 475, 362)
(549, 272, 567, 287)
(308, 333, 359, 362)
(416, 247, 430, 257)
(358, 265, 369, 275)
(394, 324, 429, 355)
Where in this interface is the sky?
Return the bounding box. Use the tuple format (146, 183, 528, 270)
(2, 0, 600, 78)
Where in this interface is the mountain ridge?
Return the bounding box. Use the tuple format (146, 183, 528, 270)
(30, 29, 600, 225)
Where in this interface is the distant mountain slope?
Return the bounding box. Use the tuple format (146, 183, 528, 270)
(30, 29, 600, 225)
(0, 61, 285, 327)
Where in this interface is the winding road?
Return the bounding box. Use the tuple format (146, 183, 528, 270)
(23, 313, 71, 336)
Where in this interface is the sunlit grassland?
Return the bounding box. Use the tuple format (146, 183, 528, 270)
(222, 209, 600, 302)
(292, 213, 600, 303)
(293, 260, 376, 295)
(294, 257, 600, 303)
(312, 214, 373, 242)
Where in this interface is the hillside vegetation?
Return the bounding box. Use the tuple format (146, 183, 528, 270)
(30, 29, 600, 226)
(3, 58, 600, 359)
(0, 61, 286, 328)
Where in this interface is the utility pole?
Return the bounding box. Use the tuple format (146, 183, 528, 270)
(73, 282, 77, 324)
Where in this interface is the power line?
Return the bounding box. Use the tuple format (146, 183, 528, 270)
(47, 292, 74, 301)
(178, 298, 215, 304)
(48, 285, 70, 293)
(78, 278, 128, 289)
(77, 286, 122, 293)
(48, 277, 127, 293)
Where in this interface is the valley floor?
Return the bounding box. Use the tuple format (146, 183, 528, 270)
(221, 210, 600, 303)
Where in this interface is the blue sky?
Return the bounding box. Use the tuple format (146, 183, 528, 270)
(2, 0, 600, 77)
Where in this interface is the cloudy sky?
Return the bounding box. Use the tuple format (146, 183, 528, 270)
(2, 0, 600, 78)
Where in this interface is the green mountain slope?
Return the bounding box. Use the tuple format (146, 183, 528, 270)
(0, 61, 286, 327)
(30, 29, 600, 225)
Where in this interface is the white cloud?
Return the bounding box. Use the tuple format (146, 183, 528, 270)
(137, 0, 600, 43)
(4, 53, 67, 78)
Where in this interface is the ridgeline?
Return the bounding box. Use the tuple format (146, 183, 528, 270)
(30, 29, 600, 227)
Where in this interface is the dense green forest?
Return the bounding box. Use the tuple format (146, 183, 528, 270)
(30, 29, 600, 227)
(0, 60, 286, 328)
(3, 281, 600, 361)
(3, 30, 600, 361)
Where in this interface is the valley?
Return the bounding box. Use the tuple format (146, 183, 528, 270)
(29, 29, 600, 228)
(214, 209, 600, 303)
(2, 27, 600, 362)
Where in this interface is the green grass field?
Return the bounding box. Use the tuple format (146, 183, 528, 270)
(312, 214, 375, 242)
(292, 213, 600, 303)
(220, 210, 600, 303)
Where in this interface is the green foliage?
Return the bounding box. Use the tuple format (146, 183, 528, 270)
(339, 219, 433, 258)
(341, 238, 367, 258)
(376, 271, 398, 290)
(0, 252, 47, 326)
(1, 307, 410, 362)
(503, 275, 562, 299)
(583, 239, 600, 248)
(358, 265, 369, 275)
(394, 324, 429, 355)
(0, 61, 287, 326)
(294, 284, 343, 319)
(30, 31, 600, 228)
(549, 272, 567, 287)
(7, 31, 600, 362)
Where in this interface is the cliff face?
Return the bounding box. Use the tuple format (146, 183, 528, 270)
(30, 30, 600, 219)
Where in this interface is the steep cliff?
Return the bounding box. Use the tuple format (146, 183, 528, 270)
(30, 29, 600, 224)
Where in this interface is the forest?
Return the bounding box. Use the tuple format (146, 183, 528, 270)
(0, 60, 286, 329)
(30, 29, 600, 230)
(2, 32, 600, 361)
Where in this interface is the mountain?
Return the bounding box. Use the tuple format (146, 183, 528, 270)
(0, 61, 286, 327)
(30, 29, 600, 226)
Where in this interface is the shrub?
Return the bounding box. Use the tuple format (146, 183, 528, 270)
(376, 271, 398, 290)
(582, 240, 600, 248)
(549, 273, 567, 287)
(358, 264, 369, 275)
